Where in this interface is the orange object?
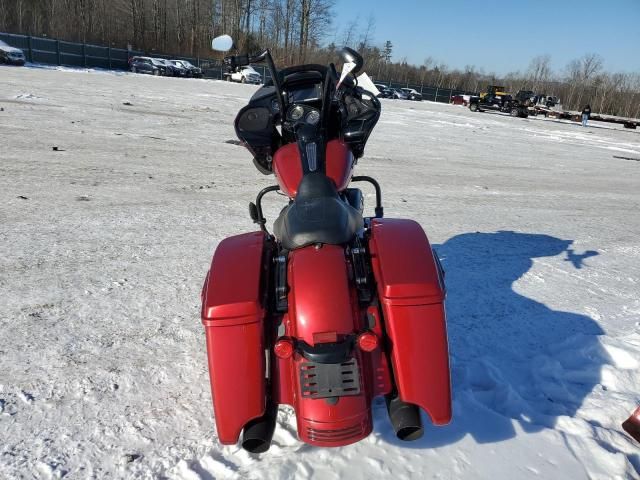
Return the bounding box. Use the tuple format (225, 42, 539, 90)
(274, 338, 295, 359)
(357, 331, 379, 352)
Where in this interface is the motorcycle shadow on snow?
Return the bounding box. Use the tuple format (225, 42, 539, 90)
(374, 230, 606, 448)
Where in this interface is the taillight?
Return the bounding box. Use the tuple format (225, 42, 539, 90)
(357, 331, 379, 352)
(274, 337, 295, 359)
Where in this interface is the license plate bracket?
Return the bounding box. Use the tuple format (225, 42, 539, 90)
(300, 358, 361, 399)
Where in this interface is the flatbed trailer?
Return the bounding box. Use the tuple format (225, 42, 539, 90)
(540, 109, 639, 129)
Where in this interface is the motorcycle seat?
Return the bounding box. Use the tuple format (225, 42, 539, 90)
(274, 173, 363, 250)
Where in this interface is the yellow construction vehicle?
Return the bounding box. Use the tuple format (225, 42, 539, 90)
(479, 85, 510, 100)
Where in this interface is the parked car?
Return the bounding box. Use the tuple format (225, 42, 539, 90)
(0, 40, 26, 65)
(168, 60, 189, 77)
(374, 83, 394, 98)
(515, 90, 538, 106)
(129, 56, 165, 75)
(151, 58, 172, 75)
(537, 94, 560, 108)
(450, 94, 471, 106)
(173, 59, 203, 78)
(400, 88, 423, 101)
(391, 88, 408, 100)
(224, 65, 262, 84)
(155, 58, 181, 76)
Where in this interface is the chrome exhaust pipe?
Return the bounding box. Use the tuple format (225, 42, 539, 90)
(386, 394, 424, 441)
(241, 405, 277, 453)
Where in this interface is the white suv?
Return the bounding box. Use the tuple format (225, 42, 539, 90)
(226, 66, 262, 84)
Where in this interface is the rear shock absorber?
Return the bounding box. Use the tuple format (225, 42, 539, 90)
(273, 252, 288, 312)
(349, 237, 372, 304)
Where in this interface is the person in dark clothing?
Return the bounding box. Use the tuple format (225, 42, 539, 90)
(582, 104, 591, 127)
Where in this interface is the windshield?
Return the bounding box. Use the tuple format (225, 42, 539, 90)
(150, 59, 164, 66)
(243, 66, 259, 74)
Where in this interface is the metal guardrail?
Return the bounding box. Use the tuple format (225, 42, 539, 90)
(0, 31, 475, 102)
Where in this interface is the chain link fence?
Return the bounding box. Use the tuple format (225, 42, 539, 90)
(1, 32, 476, 102)
(373, 80, 477, 103)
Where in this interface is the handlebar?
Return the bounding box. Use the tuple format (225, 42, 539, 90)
(320, 63, 339, 132)
(225, 50, 285, 115)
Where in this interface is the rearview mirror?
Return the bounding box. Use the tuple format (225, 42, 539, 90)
(340, 47, 363, 74)
(337, 61, 356, 89)
(212, 35, 233, 52)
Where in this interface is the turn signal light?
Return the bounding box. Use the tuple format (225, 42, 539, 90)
(357, 331, 379, 352)
(274, 338, 295, 359)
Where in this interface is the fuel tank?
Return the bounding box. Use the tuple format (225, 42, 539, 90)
(273, 139, 354, 197)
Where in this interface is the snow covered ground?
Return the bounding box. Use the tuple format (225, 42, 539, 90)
(1, 65, 639, 479)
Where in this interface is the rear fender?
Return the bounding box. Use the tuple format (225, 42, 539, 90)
(282, 245, 373, 446)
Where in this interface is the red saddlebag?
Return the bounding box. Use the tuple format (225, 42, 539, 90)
(201, 231, 268, 444)
(368, 218, 452, 425)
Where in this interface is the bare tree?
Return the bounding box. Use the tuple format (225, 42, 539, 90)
(581, 53, 603, 81)
(358, 13, 375, 50)
(0, 3, 638, 117)
(528, 54, 551, 92)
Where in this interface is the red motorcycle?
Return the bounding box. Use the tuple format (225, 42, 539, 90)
(201, 35, 452, 453)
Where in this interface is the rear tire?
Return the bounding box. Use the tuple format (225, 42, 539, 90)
(153, 70, 159, 76)
(469, 103, 479, 112)
(241, 77, 246, 84)
(510, 107, 519, 117)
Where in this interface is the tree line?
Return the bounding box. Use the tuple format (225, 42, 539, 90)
(379, 52, 640, 119)
(1, 0, 638, 118)
(0, 0, 335, 61)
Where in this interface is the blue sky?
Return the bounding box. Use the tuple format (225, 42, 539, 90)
(331, 0, 640, 75)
